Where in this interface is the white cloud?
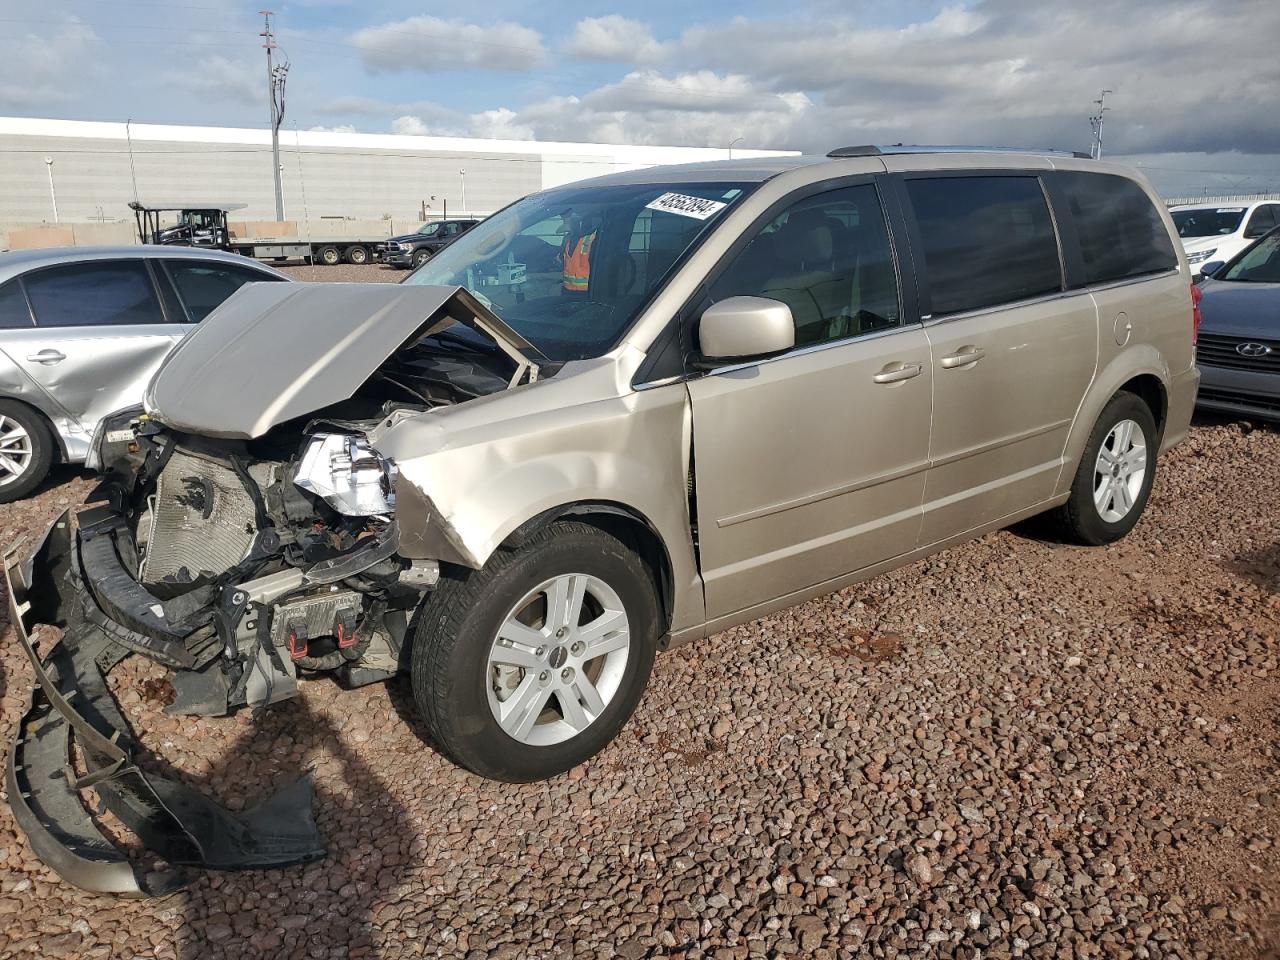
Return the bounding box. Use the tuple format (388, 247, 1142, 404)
(351, 16, 546, 73)
(165, 55, 259, 106)
(565, 16, 665, 64)
(0, 19, 99, 109)
(308, 124, 357, 133)
(516, 71, 812, 147)
(391, 107, 534, 141)
(391, 115, 429, 136)
(468, 108, 534, 141)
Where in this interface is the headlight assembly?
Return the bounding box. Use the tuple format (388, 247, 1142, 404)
(1186, 247, 1217, 264)
(295, 433, 397, 516)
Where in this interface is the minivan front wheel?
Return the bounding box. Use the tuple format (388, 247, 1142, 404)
(0, 401, 54, 503)
(411, 521, 659, 781)
(1055, 391, 1157, 545)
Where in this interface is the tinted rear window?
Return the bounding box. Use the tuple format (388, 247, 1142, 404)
(1058, 172, 1178, 285)
(905, 175, 1062, 316)
(165, 261, 280, 322)
(24, 261, 166, 328)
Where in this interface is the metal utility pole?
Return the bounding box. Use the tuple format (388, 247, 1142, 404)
(1089, 89, 1112, 160)
(125, 118, 140, 204)
(260, 11, 288, 220)
(44, 157, 58, 223)
(459, 169, 467, 215)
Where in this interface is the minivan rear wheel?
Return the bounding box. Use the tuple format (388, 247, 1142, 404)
(1053, 391, 1157, 545)
(0, 400, 54, 503)
(410, 521, 659, 782)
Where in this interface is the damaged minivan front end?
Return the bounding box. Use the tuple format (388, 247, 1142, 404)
(6, 283, 552, 894)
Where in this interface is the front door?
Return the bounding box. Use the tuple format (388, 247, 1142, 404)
(897, 174, 1098, 544)
(686, 181, 933, 620)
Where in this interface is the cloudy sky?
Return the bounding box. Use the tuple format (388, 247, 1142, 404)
(2, 0, 1277, 195)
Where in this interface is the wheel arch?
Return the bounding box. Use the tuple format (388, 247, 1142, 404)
(498, 500, 676, 641)
(0, 393, 66, 462)
(1117, 372, 1168, 441)
(1057, 348, 1171, 498)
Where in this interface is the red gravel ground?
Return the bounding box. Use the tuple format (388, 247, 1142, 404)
(0, 273, 1276, 958)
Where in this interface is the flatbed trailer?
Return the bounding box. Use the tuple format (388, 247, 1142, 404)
(130, 202, 390, 266)
(225, 236, 384, 266)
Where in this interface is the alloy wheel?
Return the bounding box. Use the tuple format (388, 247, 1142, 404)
(1093, 418, 1147, 523)
(0, 415, 33, 487)
(486, 573, 631, 746)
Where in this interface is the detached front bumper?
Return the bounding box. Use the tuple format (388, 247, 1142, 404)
(5, 511, 325, 896)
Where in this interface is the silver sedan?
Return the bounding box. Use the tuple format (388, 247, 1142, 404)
(0, 245, 288, 500)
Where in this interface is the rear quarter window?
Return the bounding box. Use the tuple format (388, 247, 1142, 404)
(1056, 171, 1178, 286)
(0, 280, 33, 329)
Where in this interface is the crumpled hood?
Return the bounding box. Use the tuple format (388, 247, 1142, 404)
(144, 282, 544, 439)
(1198, 279, 1280, 338)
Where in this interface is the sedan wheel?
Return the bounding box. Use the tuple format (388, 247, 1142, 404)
(486, 573, 631, 746)
(1092, 418, 1147, 523)
(0, 415, 34, 487)
(0, 401, 54, 503)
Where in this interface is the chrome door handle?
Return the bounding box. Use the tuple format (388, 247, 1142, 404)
(940, 347, 986, 368)
(872, 361, 924, 384)
(26, 349, 66, 364)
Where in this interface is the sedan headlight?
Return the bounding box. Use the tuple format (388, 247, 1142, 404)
(1186, 247, 1217, 264)
(295, 433, 397, 516)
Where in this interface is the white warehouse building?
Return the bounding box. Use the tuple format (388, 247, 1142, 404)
(0, 116, 794, 225)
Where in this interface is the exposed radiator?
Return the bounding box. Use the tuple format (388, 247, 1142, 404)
(139, 448, 259, 586)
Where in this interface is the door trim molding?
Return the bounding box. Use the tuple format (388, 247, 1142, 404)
(928, 417, 1072, 469)
(716, 458, 930, 527)
(714, 416, 1071, 529)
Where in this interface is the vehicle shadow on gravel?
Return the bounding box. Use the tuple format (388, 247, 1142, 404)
(1224, 543, 1280, 594)
(171, 696, 414, 959)
(383, 675, 450, 760)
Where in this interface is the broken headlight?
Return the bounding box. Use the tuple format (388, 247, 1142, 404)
(295, 433, 397, 516)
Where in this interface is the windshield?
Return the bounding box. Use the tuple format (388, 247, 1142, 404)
(417, 223, 441, 236)
(404, 181, 752, 360)
(1172, 207, 1246, 238)
(1221, 230, 1280, 282)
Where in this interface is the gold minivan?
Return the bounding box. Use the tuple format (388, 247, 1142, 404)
(8, 147, 1199, 893)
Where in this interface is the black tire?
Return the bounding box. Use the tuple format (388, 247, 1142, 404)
(345, 245, 369, 265)
(1052, 391, 1158, 545)
(316, 245, 341, 266)
(411, 521, 660, 782)
(0, 400, 55, 503)
(411, 249, 430, 268)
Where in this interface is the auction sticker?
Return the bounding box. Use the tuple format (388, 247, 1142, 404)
(646, 192, 728, 220)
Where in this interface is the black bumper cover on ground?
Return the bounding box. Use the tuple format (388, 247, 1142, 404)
(5, 510, 325, 896)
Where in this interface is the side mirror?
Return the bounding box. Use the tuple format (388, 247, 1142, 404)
(697, 297, 795, 364)
(1198, 260, 1225, 280)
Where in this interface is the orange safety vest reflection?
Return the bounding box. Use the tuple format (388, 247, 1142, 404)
(562, 230, 596, 292)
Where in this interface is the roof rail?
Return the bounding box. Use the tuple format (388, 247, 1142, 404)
(828, 144, 1091, 160)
